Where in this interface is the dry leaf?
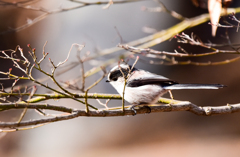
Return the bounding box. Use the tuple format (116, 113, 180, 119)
(208, 0, 222, 36)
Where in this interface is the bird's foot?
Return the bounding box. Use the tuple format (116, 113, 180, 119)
(130, 105, 137, 116)
(130, 105, 151, 116)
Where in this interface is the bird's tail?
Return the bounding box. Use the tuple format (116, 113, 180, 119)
(164, 84, 225, 90)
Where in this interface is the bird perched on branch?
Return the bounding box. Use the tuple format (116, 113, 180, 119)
(106, 63, 225, 114)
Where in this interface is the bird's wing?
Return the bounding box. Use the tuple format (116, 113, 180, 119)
(127, 78, 178, 87)
(127, 70, 178, 87)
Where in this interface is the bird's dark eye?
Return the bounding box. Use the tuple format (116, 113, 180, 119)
(109, 69, 125, 82)
(112, 77, 118, 81)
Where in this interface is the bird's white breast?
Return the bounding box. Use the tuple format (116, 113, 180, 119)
(110, 77, 168, 104)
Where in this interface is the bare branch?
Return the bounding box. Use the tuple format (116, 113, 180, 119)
(96, 98, 110, 109)
(142, 56, 240, 66)
(1, 100, 240, 129)
(84, 67, 107, 113)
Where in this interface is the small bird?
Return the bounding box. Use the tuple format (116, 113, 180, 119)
(106, 64, 225, 114)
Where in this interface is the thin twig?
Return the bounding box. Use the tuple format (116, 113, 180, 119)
(84, 67, 107, 113)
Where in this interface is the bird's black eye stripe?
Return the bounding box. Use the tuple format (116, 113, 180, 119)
(109, 69, 129, 81)
(109, 66, 137, 82)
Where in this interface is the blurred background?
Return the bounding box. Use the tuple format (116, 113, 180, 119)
(0, 0, 240, 156)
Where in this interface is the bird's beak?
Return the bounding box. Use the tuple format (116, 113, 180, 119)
(106, 80, 110, 82)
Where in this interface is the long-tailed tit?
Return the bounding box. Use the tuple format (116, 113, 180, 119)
(106, 64, 225, 114)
